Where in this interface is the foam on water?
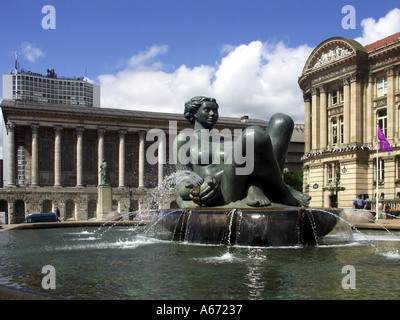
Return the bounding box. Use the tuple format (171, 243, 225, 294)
(195, 252, 245, 264)
(47, 235, 163, 251)
(376, 250, 400, 260)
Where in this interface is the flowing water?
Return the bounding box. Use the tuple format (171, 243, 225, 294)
(1, 223, 400, 300)
(1, 172, 400, 299)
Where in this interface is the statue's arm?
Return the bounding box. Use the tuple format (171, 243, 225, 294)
(173, 133, 198, 208)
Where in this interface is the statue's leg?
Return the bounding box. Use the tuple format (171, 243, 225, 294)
(242, 126, 301, 206)
(220, 126, 275, 206)
(266, 113, 294, 173)
(220, 160, 248, 205)
(266, 114, 311, 206)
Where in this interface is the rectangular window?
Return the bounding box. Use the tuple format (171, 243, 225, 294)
(377, 77, 387, 97)
(63, 140, 74, 171)
(339, 87, 344, 103)
(40, 140, 51, 171)
(377, 109, 388, 137)
(105, 143, 114, 172)
(125, 144, 134, 173)
(83, 142, 94, 172)
(332, 118, 338, 145)
(374, 158, 385, 183)
(327, 163, 333, 183)
(396, 157, 400, 180)
(17, 146, 25, 186)
(332, 90, 338, 105)
(339, 116, 344, 144)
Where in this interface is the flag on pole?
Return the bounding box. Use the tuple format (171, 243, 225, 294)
(377, 125, 392, 151)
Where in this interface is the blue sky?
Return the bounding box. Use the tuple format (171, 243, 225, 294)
(1, 0, 400, 126)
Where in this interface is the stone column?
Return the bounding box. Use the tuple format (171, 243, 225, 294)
(386, 67, 395, 142)
(31, 124, 39, 187)
(319, 86, 328, 150)
(304, 94, 311, 153)
(350, 74, 362, 144)
(118, 129, 127, 188)
(311, 87, 320, 150)
(138, 130, 146, 188)
(97, 128, 106, 186)
(54, 125, 62, 188)
(365, 75, 374, 144)
(76, 127, 84, 188)
(342, 77, 351, 145)
(6, 121, 16, 187)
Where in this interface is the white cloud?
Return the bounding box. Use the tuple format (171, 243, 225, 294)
(99, 41, 312, 123)
(128, 45, 168, 68)
(355, 8, 400, 45)
(19, 42, 45, 63)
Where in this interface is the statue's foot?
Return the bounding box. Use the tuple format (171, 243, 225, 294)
(286, 185, 311, 206)
(244, 184, 271, 207)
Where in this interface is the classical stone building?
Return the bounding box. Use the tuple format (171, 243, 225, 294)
(0, 99, 305, 223)
(298, 32, 400, 208)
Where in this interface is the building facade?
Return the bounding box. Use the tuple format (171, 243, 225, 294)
(298, 33, 400, 208)
(0, 99, 305, 223)
(2, 68, 100, 108)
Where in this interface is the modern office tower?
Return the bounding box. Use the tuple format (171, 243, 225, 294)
(2, 68, 100, 108)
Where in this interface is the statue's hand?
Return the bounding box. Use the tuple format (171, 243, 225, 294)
(177, 181, 195, 200)
(190, 176, 220, 206)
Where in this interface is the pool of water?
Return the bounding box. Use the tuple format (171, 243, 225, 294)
(1, 225, 400, 299)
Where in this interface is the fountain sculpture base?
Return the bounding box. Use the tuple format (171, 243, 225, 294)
(159, 207, 339, 246)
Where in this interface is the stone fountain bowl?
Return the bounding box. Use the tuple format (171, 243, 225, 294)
(159, 207, 339, 246)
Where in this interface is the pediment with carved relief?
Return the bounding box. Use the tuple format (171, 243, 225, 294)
(302, 37, 366, 74)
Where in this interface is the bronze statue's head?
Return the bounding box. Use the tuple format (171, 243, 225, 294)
(184, 96, 219, 125)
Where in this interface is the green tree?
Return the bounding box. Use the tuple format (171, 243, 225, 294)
(283, 170, 303, 192)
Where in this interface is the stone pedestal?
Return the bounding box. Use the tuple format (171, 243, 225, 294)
(97, 186, 112, 220)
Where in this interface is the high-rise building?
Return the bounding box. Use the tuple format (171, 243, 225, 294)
(2, 68, 100, 108)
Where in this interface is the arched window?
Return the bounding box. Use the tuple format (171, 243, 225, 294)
(42, 200, 52, 213)
(65, 200, 75, 220)
(0, 200, 8, 224)
(14, 200, 25, 224)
